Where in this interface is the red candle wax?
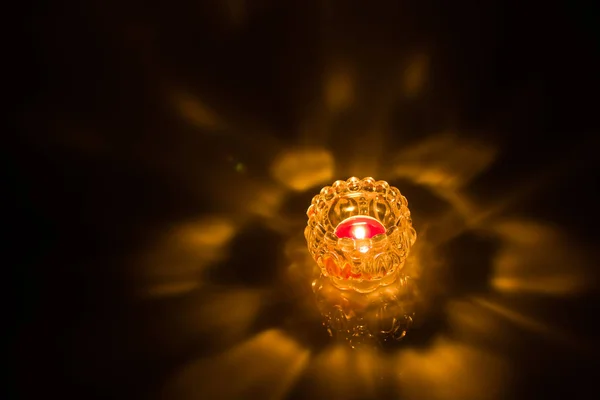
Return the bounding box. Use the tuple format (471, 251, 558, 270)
(334, 216, 386, 239)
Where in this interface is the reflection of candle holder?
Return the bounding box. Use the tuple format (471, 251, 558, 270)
(305, 177, 418, 345)
(305, 177, 416, 293)
(312, 271, 417, 348)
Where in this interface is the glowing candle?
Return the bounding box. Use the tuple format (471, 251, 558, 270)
(334, 215, 386, 240)
(305, 177, 416, 293)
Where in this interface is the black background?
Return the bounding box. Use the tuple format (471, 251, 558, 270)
(12, 1, 600, 399)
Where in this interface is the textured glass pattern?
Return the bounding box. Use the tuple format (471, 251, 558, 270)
(312, 273, 417, 348)
(305, 177, 416, 293)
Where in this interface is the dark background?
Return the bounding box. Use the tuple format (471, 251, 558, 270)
(11, 1, 600, 399)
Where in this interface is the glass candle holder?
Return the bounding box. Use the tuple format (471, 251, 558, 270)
(305, 177, 417, 293)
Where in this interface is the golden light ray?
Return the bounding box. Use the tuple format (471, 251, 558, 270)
(204, 177, 290, 223)
(245, 180, 288, 220)
(163, 329, 310, 400)
(270, 147, 335, 191)
(395, 336, 508, 400)
(446, 299, 512, 346)
(416, 207, 471, 247)
(339, 54, 433, 179)
(324, 66, 356, 113)
(132, 216, 237, 298)
(166, 86, 288, 162)
(444, 296, 575, 356)
(171, 90, 222, 130)
(402, 53, 430, 98)
(295, 61, 346, 145)
(388, 131, 591, 250)
(203, 176, 292, 228)
(401, 229, 444, 306)
(145, 287, 265, 358)
(386, 133, 497, 245)
(489, 220, 589, 296)
(472, 297, 596, 354)
(299, 345, 388, 399)
(391, 133, 496, 192)
(188, 288, 265, 340)
(466, 134, 599, 227)
(353, 348, 387, 398)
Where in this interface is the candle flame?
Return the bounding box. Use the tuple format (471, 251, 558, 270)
(352, 225, 366, 239)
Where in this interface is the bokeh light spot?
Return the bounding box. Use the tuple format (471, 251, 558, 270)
(403, 53, 430, 97)
(271, 148, 334, 191)
(172, 90, 222, 130)
(325, 67, 355, 112)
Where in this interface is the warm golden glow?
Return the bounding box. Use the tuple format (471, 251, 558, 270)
(392, 133, 496, 191)
(403, 53, 430, 97)
(395, 336, 508, 400)
(121, 124, 592, 399)
(489, 220, 588, 295)
(296, 344, 388, 399)
(131, 217, 237, 298)
(172, 90, 222, 130)
(107, 30, 596, 400)
(270, 148, 335, 191)
(163, 330, 310, 400)
(352, 225, 366, 239)
(472, 297, 590, 351)
(324, 67, 355, 112)
(305, 177, 417, 293)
